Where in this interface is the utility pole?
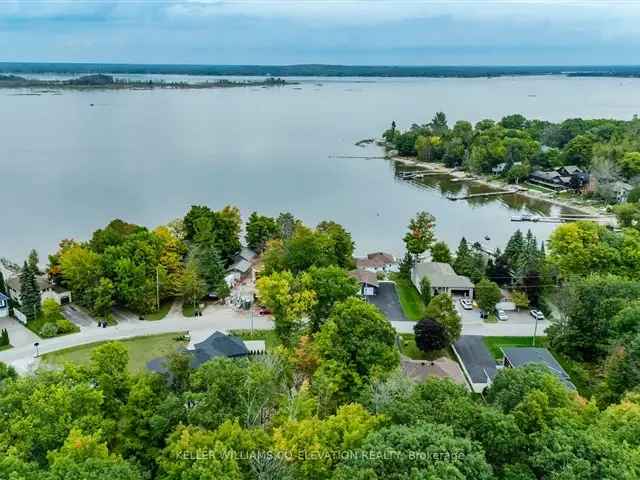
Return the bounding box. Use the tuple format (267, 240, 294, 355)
(156, 266, 160, 312)
(532, 315, 538, 346)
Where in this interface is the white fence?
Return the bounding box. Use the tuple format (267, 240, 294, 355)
(13, 308, 27, 325)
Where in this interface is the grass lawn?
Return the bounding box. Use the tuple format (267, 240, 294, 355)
(230, 329, 280, 351)
(391, 274, 426, 321)
(146, 299, 174, 321)
(26, 312, 80, 338)
(483, 336, 542, 359)
(42, 332, 188, 373)
(399, 333, 453, 361)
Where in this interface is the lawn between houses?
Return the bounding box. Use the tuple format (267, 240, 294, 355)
(390, 274, 426, 321)
(42, 332, 188, 373)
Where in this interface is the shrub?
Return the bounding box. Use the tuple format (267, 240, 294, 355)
(39, 322, 59, 338)
(55, 319, 76, 334)
(41, 298, 62, 321)
(0, 328, 9, 346)
(414, 318, 449, 352)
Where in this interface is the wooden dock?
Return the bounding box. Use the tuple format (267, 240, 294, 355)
(448, 189, 519, 201)
(511, 214, 616, 225)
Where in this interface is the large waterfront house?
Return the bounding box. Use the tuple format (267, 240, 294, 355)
(6, 275, 72, 306)
(349, 269, 379, 297)
(528, 165, 588, 192)
(355, 252, 399, 273)
(412, 261, 474, 298)
(0, 292, 9, 318)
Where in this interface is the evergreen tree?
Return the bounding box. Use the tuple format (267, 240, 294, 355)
(19, 261, 41, 321)
(194, 244, 229, 298)
(27, 249, 39, 274)
(0, 329, 9, 347)
(0, 270, 6, 295)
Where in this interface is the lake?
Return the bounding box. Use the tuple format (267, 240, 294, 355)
(2, 75, 640, 263)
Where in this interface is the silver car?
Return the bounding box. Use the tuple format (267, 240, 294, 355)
(530, 309, 545, 321)
(497, 309, 508, 321)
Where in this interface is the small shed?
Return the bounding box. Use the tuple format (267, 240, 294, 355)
(349, 269, 379, 296)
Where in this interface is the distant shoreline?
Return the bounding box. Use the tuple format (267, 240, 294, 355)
(2, 62, 640, 78)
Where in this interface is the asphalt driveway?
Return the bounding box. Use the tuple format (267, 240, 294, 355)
(62, 304, 95, 328)
(368, 282, 409, 322)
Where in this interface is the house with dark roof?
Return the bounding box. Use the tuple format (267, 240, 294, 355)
(452, 335, 498, 393)
(349, 269, 379, 296)
(0, 292, 9, 318)
(412, 262, 474, 298)
(529, 166, 589, 192)
(502, 347, 576, 390)
(147, 331, 250, 374)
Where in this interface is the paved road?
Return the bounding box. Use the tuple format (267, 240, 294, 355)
(368, 282, 407, 322)
(62, 304, 95, 328)
(0, 316, 39, 348)
(0, 305, 274, 373)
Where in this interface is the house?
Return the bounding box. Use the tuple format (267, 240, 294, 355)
(355, 252, 398, 273)
(613, 181, 633, 204)
(502, 347, 576, 390)
(492, 163, 508, 175)
(0, 292, 9, 318)
(452, 335, 498, 393)
(528, 170, 572, 190)
(225, 247, 258, 286)
(349, 269, 379, 296)
(6, 276, 72, 306)
(147, 331, 252, 374)
(412, 262, 474, 298)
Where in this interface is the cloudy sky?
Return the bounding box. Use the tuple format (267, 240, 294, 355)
(1, 0, 640, 65)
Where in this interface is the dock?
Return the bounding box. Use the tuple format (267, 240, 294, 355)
(398, 171, 446, 179)
(329, 155, 387, 160)
(448, 189, 519, 201)
(511, 214, 617, 225)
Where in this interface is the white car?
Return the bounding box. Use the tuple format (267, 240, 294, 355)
(459, 298, 473, 310)
(496, 309, 508, 321)
(530, 309, 545, 321)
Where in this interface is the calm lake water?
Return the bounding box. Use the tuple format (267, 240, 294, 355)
(2, 75, 640, 263)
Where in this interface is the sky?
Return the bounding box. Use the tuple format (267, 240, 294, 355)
(1, 0, 640, 65)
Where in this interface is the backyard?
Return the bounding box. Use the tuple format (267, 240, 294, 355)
(399, 333, 453, 361)
(391, 274, 426, 321)
(42, 332, 188, 373)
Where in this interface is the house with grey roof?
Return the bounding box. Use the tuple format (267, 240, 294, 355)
(502, 347, 576, 390)
(412, 261, 474, 298)
(6, 275, 72, 306)
(225, 247, 259, 285)
(355, 252, 398, 273)
(349, 269, 379, 296)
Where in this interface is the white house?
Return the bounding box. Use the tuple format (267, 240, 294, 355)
(225, 247, 258, 286)
(0, 292, 9, 318)
(6, 276, 72, 305)
(412, 261, 474, 298)
(349, 269, 379, 297)
(613, 181, 633, 204)
(355, 252, 398, 273)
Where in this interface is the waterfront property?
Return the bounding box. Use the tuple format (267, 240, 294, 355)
(349, 269, 379, 296)
(411, 261, 474, 298)
(0, 292, 9, 318)
(452, 335, 498, 393)
(528, 165, 588, 192)
(6, 275, 71, 306)
(355, 252, 399, 273)
(502, 347, 576, 390)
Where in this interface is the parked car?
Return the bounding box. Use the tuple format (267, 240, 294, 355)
(459, 298, 473, 310)
(258, 307, 272, 316)
(496, 309, 508, 321)
(530, 309, 545, 321)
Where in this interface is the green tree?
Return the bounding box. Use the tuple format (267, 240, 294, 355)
(299, 266, 359, 333)
(424, 294, 461, 343)
(181, 260, 207, 314)
(27, 249, 39, 274)
(19, 260, 40, 321)
(0, 270, 6, 295)
(601, 334, 640, 405)
(414, 318, 448, 353)
(193, 244, 227, 296)
(256, 271, 316, 345)
(562, 134, 595, 167)
(419, 276, 432, 306)
(512, 290, 530, 310)
(90, 342, 130, 417)
(619, 151, 640, 179)
(276, 212, 299, 241)
(475, 278, 502, 313)
(245, 212, 279, 253)
(93, 277, 115, 320)
(316, 221, 355, 269)
(403, 211, 435, 259)
(314, 298, 399, 403)
(430, 240, 452, 263)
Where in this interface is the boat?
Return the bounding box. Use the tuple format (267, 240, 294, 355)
(484, 235, 491, 241)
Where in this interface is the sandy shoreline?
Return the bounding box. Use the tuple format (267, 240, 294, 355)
(388, 155, 609, 217)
